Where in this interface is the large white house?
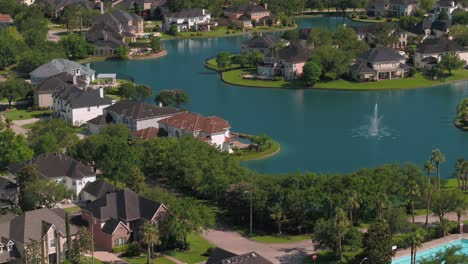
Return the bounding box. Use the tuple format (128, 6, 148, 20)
(433, 0, 467, 19)
(52, 85, 114, 126)
(414, 37, 468, 69)
(163, 8, 216, 32)
(159, 112, 234, 153)
(8, 153, 97, 200)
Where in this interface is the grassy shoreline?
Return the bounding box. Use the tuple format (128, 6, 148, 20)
(235, 139, 281, 162)
(205, 60, 468, 90)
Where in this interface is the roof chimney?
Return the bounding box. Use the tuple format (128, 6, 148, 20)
(73, 75, 77, 85)
(202, 9, 205, 15)
(100, 1, 104, 14)
(264, 3, 268, 10)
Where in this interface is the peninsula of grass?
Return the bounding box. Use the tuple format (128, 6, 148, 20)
(167, 234, 214, 264)
(249, 234, 311, 243)
(161, 25, 297, 40)
(235, 139, 280, 161)
(208, 60, 468, 90)
(3, 107, 51, 121)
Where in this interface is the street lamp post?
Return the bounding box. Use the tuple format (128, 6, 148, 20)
(359, 257, 368, 264)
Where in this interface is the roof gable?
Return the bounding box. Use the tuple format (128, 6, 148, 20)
(358, 47, 404, 62)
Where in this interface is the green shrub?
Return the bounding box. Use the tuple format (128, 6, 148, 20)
(376, 15, 382, 20)
(203, 247, 215, 256)
(123, 242, 142, 257)
(112, 244, 129, 253)
(359, 15, 368, 19)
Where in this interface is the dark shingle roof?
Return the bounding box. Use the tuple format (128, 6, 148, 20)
(0, 178, 17, 191)
(268, 45, 311, 63)
(242, 35, 286, 49)
(166, 8, 209, 18)
(35, 72, 88, 93)
(82, 179, 118, 199)
(83, 188, 164, 222)
(407, 19, 432, 35)
(358, 47, 404, 62)
(431, 20, 449, 31)
(224, 4, 267, 14)
(0, 208, 78, 244)
(86, 24, 125, 48)
(207, 248, 273, 264)
(87, 114, 108, 125)
(351, 62, 375, 74)
(53, 86, 113, 108)
(101, 218, 122, 234)
(104, 100, 180, 120)
(9, 153, 95, 180)
(416, 37, 465, 54)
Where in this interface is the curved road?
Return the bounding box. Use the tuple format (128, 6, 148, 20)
(202, 229, 314, 264)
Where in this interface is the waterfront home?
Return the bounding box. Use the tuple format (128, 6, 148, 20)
(351, 24, 409, 49)
(241, 34, 290, 54)
(0, 208, 78, 264)
(206, 247, 273, 264)
(86, 100, 181, 134)
(116, 0, 166, 18)
(9, 153, 97, 200)
(431, 20, 450, 38)
(80, 179, 118, 201)
(257, 45, 312, 80)
(81, 188, 167, 251)
(0, 177, 19, 209)
(33, 72, 88, 108)
(414, 37, 468, 69)
(0, 14, 13, 30)
(350, 47, 409, 81)
(223, 4, 276, 28)
(52, 85, 113, 126)
(405, 18, 433, 41)
(433, 0, 467, 19)
(86, 9, 143, 55)
(131, 127, 160, 140)
(30, 59, 95, 87)
(159, 112, 234, 153)
(34, 0, 95, 18)
(367, 0, 418, 17)
(162, 8, 216, 32)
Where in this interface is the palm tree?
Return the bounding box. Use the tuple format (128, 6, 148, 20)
(270, 203, 286, 234)
(455, 158, 466, 190)
(375, 192, 389, 221)
(431, 149, 446, 190)
(334, 207, 350, 262)
(406, 181, 421, 224)
(423, 159, 435, 185)
(424, 184, 434, 228)
(346, 190, 360, 226)
(141, 222, 160, 264)
(406, 227, 425, 264)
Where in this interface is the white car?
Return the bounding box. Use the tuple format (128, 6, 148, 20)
(399, 51, 406, 57)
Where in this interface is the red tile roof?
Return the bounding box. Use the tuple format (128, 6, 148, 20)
(132, 127, 159, 139)
(159, 112, 230, 134)
(0, 14, 13, 23)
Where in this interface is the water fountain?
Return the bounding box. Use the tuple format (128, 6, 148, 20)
(368, 103, 382, 137)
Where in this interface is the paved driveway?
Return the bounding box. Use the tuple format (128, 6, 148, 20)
(202, 229, 314, 264)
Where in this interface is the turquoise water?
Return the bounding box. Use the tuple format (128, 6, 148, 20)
(90, 17, 468, 174)
(392, 239, 468, 263)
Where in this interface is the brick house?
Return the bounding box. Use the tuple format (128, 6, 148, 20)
(350, 47, 409, 81)
(223, 4, 276, 28)
(257, 45, 312, 80)
(81, 188, 167, 252)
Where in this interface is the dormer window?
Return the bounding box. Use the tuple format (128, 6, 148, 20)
(6, 240, 13, 251)
(50, 238, 56, 248)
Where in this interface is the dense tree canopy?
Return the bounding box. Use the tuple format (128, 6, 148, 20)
(0, 122, 34, 173)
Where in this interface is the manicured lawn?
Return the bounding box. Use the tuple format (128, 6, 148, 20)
(21, 123, 36, 129)
(222, 69, 306, 88)
(3, 107, 51, 121)
(64, 206, 81, 214)
(205, 57, 240, 72)
(124, 254, 176, 264)
(250, 234, 311, 243)
(163, 25, 296, 39)
(167, 234, 214, 264)
(235, 139, 280, 161)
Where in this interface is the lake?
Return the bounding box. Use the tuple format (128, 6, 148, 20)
(90, 16, 467, 175)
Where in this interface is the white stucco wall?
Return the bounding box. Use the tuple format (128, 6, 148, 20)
(51, 175, 96, 199)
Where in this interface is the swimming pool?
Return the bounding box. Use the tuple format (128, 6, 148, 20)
(392, 239, 468, 264)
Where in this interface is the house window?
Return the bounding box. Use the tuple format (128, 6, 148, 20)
(115, 238, 126, 246)
(6, 241, 13, 252)
(50, 238, 56, 248)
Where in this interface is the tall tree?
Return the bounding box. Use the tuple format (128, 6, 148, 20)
(362, 223, 393, 264)
(216, 51, 231, 72)
(431, 149, 446, 190)
(346, 190, 360, 226)
(405, 226, 426, 264)
(406, 181, 421, 224)
(302, 61, 322, 87)
(0, 127, 34, 173)
(375, 192, 389, 221)
(141, 222, 160, 264)
(22, 179, 73, 209)
(25, 240, 43, 264)
(155, 90, 190, 109)
(0, 78, 31, 107)
(454, 158, 465, 189)
(440, 52, 464, 75)
(334, 207, 350, 262)
(71, 227, 93, 263)
(270, 203, 286, 234)
(65, 212, 72, 260)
